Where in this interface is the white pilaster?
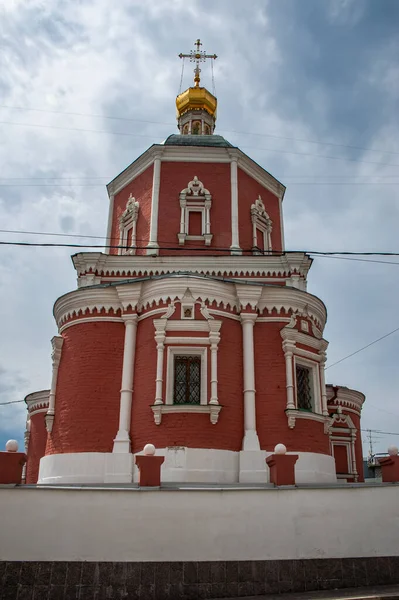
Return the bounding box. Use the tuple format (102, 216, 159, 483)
(45, 336, 64, 433)
(147, 156, 161, 255)
(209, 321, 221, 405)
(105, 194, 115, 254)
(319, 351, 329, 416)
(230, 158, 242, 254)
(113, 315, 138, 453)
(154, 320, 167, 405)
(282, 339, 296, 410)
(241, 313, 260, 450)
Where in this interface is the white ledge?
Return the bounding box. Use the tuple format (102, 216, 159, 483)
(151, 404, 222, 425)
(285, 409, 332, 433)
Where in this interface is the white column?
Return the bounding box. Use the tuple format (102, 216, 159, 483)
(113, 315, 138, 453)
(319, 351, 329, 416)
(154, 325, 166, 405)
(205, 200, 211, 235)
(351, 432, 358, 481)
(45, 336, 64, 433)
(282, 340, 296, 410)
(146, 156, 161, 255)
(230, 158, 242, 254)
(241, 314, 260, 450)
(105, 194, 115, 254)
(209, 324, 221, 405)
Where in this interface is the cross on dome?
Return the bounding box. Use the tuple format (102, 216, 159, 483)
(178, 38, 217, 88)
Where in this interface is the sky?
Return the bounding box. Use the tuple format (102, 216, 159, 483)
(1, 0, 398, 457)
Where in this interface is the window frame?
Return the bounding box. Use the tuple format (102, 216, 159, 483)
(294, 356, 321, 414)
(165, 346, 207, 406)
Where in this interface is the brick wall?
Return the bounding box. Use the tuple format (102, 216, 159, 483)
(46, 322, 124, 455)
(26, 412, 47, 484)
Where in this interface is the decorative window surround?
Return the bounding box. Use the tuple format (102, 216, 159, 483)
(118, 194, 139, 255)
(151, 404, 222, 426)
(281, 325, 330, 430)
(286, 409, 332, 434)
(330, 411, 358, 481)
(151, 315, 222, 425)
(178, 176, 213, 246)
(45, 336, 64, 433)
(251, 195, 272, 254)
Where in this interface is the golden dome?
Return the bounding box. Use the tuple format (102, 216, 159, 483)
(176, 86, 217, 119)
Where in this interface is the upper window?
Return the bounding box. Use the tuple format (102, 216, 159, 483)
(250, 195, 272, 254)
(118, 194, 140, 255)
(174, 355, 201, 405)
(296, 364, 313, 411)
(178, 176, 213, 246)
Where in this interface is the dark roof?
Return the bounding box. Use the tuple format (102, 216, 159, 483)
(163, 134, 234, 148)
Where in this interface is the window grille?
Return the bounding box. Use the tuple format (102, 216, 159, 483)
(174, 355, 201, 405)
(296, 365, 313, 410)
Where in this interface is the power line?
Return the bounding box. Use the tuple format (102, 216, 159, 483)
(326, 326, 399, 370)
(361, 428, 399, 437)
(1, 119, 399, 169)
(1, 103, 399, 156)
(0, 399, 24, 406)
(2, 182, 399, 188)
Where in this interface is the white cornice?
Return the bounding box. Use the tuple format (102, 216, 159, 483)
(326, 385, 365, 411)
(71, 252, 312, 280)
(105, 143, 285, 201)
(25, 390, 50, 415)
(261, 288, 327, 330)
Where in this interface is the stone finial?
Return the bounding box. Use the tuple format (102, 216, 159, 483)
(274, 443, 287, 455)
(5, 440, 18, 453)
(388, 445, 399, 456)
(143, 443, 156, 456)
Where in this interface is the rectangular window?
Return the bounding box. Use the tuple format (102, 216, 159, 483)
(296, 364, 313, 411)
(188, 211, 203, 236)
(174, 355, 201, 405)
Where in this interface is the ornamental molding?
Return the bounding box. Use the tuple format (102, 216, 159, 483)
(280, 326, 329, 352)
(261, 289, 327, 331)
(151, 404, 222, 425)
(25, 389, 50, 416)
(119, 194, 139, 226)
(326, 385, 365, 412)
(285, 409, 332, 433)
(107, 146, 163, 197)
(72, 252, 312, 282)
(54, 287, 122, 328)
(328, 407, 356, 433)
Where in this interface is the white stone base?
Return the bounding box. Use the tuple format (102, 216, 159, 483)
(38, 453, 134, 485)
(135, 447, 239, 484)
(38, 449, 337, 485)
(294, 452, 337, 484)
(239, 450, 269, 483)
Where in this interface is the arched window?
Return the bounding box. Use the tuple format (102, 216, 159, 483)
(250, 195, 272, 254)
(118, 194, 140, 255)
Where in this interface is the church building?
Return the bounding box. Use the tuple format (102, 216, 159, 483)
(23, 41, 365, 486)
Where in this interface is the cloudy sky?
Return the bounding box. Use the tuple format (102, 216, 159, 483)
(1, 0, 398, 457)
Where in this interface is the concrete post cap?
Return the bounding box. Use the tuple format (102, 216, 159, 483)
(143, 443, 156, 456)
(274, 443, 287, 455)
(388, 445, 399, 456)
(5, 440, 19, 453)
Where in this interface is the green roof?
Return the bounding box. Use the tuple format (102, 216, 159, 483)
(163, 134, 234, 148)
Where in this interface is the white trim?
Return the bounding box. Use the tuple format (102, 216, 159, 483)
(241, 313, 260, 451)
(279, 195, 285, 251)
(72, 252, 312, 280)
(165, 346, 207, 406)
(257, 317, 291, 323)
(146, 156, 161, 254)
(105, 194, 114, 255)
(166, 320, 209, 331)
(165, 337, 210, 345)
(45, 337, 64, 432)
(230, 158, 241, 254)
(59, 316, 123, 333)
(151, 404, 222, 426)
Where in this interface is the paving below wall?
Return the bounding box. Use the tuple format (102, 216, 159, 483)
(1, 558, 399, 600)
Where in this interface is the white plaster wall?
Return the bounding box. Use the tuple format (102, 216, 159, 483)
(0, 485, 398, 562)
